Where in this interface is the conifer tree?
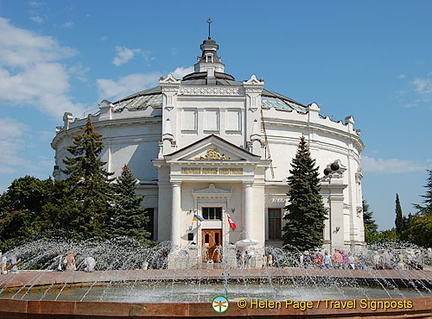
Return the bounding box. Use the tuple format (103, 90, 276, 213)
(403, 170, 432, 247)
(395, 193, 405, 236)
(108, 165, 150, 243)
(414, 169, 432, 216)
(282, 136, 327, 251)
(362, 200, 379, 244)
(61, 117, 113, 239)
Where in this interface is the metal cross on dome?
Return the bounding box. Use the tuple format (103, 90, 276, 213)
(207, 18, 212, 39)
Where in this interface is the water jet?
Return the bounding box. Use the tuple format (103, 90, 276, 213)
(0, 239, 431, 318)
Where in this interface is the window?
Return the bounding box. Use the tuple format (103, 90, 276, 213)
(144, 208, 155, 240)
(202, 207, 222, 220)
(268, 208, 282, 240)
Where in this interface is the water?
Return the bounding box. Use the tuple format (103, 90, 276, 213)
(1, 281, 428, 303)
(0, 238, 431, 303)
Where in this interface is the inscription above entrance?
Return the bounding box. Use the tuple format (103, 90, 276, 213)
(181, 167, 243, 175)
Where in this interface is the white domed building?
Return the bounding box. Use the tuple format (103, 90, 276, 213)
(52, 36, 365, 268)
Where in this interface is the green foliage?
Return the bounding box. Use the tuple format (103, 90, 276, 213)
(108, 165, 150, 243)
(282, 136, 327, 252)
(368, 228, 399, 244)
(404, 215, 432, 248)
(0, 176, 55, 251)
(39, 180, 75, 234)
(362, 200, 379, 244)
(398, 170, 432, 247)
(395, 193, 405, 236)
(59, 117, 113, 239)
(0, 119, 155, 248)
(414, 169, 432, 216)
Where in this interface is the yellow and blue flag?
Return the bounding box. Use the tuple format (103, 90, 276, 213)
(193, 214, 204, 222)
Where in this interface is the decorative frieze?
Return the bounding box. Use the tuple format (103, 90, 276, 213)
(178, 87, 242, 96)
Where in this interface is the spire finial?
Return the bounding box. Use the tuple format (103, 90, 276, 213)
(207, 18, 212, 40)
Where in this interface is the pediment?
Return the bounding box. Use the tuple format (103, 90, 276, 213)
(159, 73, 180, 84)
(165, 135, 260, 163)
(244, 74, 264, 85)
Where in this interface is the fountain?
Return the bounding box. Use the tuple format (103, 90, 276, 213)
(0, 238, 431, 318)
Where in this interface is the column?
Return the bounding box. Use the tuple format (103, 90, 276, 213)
(244, 182, 253, 239)
(171, 182, 182, 248)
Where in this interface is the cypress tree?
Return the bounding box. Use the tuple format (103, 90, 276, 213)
(108, 165, 150, 243)
(395, 193, 404, 236)
(61, 117, 113, 239)
(282, 136, 327, 251)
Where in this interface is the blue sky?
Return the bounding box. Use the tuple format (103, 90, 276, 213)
(0, 0, 431, 230)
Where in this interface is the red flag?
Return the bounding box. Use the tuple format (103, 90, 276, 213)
(227, 214, 237, 229)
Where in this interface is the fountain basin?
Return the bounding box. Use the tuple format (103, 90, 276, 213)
(0, 297, 431, 318)
(1, 268, 432, 318)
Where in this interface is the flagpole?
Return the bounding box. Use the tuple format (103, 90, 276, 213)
(223, 207, 227, 268)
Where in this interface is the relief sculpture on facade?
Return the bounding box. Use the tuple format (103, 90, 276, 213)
(195, 148, 230, 161)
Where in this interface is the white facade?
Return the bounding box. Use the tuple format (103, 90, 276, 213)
(52, 37, 365, 268)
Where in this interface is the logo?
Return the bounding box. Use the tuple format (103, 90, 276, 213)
(212, 295, 229, 313)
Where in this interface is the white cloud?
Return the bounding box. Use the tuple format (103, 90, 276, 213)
(142, 50, 155, 62)
(62, 20, 74, 28)
(397, 74, 406, 79)
(0, 17, 86, 119)
(28, 1, 46, 7)
(68, 62, 89, 82)
(0, 118, 54, 188)
(96, 66, 194, 101)
(112, 46, 156, 66)
(362, 156, 427, 173)
(413, 77, 432, 94)
(0, 118, 29, 175)
(113, 46, 140, 66)
(97, 72, 163, 101)
(30, 16, 44, 24)
(171, 66, 193, 79)
(0, 118, 27, 139)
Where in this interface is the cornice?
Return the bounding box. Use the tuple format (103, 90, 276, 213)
(263, 117, 364, 151)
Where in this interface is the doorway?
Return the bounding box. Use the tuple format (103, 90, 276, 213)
(202, 229, 222, 263)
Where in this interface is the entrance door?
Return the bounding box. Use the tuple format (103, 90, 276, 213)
(202, 229, 222, 263)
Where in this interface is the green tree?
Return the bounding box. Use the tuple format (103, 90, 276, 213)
(39, 179, 74, 235)
(414, 169, 432, 216)
(108, 165, 150, 243)
(60, 117, 113, 239)
(395, 193, 405, 237)
(282, 136, 327, 251)
(0, 176, 54, 250)
(362, 200, 379, 244)
(400, 169, 432, 247)
(374, 228, 399, 243)
(405, 215, 432, 248)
